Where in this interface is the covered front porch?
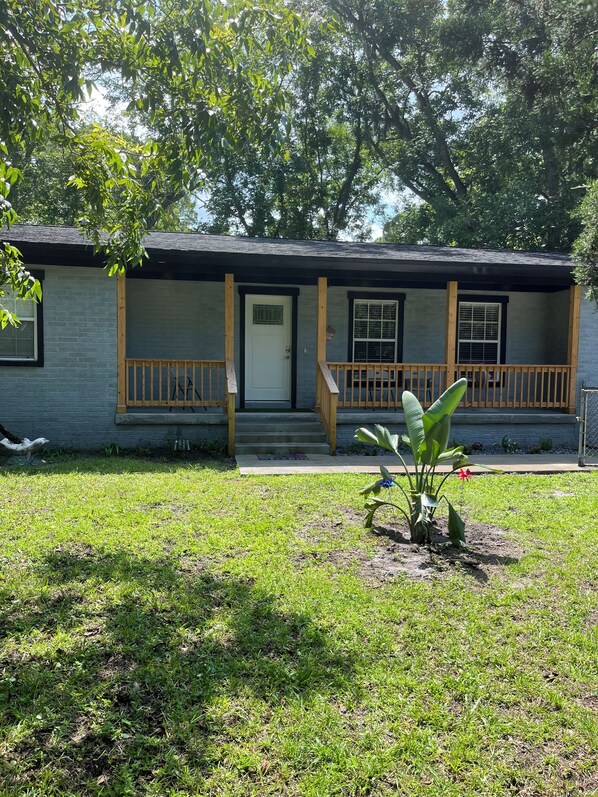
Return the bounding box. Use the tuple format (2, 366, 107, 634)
(115, 267, 581, 455)
(316, 279, 580, 452)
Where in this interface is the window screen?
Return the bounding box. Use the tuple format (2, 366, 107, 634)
(458, 302, 500, 364)
(352, 300, 398, 362)
(0, 289, 38, 361)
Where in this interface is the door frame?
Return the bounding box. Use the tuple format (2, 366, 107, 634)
(239, 286, 299, 409)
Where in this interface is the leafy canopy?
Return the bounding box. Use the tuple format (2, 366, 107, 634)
(0, 0, 307, 325)
(573, 180, 598, 301)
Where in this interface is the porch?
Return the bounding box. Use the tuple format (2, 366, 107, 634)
(115, 273, 581, 456)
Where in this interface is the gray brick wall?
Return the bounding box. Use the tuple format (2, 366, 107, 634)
(547, 289, 570, 364)
(1, 269, 228, 450)
(1, 265, 118, 448)
(127, 279, 225, 360)
(578, 295, 598, 388)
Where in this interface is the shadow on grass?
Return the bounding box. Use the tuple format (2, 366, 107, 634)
(0, 548, 356, 793)
(0, 452, 238, 477)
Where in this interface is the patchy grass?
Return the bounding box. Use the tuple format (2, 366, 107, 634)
(0, 457, 596, 796)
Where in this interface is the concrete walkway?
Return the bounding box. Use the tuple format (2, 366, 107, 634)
(236, 453, 584, 476)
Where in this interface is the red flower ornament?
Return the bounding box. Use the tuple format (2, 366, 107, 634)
(457, 468, 473, 481)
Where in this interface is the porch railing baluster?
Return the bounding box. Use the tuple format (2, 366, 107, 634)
(326, 362, 572, 411)
(124, 359, 227, 410)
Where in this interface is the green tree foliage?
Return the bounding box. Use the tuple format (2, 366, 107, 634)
(0, 0, 306, 325)
(200, 23, 389, 240)
(9, 131, 201, 231)
(573, 180, 598, 300)
(325, 0, 597, 249)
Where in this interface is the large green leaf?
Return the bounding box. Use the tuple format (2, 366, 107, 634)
(374, 425, 400, 453)
(401, 391, 425, 463)
(447, 501, 466, 546)
(420, 414, 451, 465)
(436, 446, 464, 462)
(359, 479, 382, 496)
(380, 465, 394, 482)
(419, 437, 441, 466)
(355, 427, 378, 446)
(423, 378, 468, 428)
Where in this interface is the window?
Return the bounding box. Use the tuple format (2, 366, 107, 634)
(253, 304, 284, 325)
(350, 296, 403, 363)
(0, 280, 43, 366)
(457, 301, 503, 364)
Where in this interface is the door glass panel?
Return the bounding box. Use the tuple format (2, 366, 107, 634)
(253, 304, 284, 325)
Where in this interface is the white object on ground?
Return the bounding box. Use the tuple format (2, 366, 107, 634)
(0, 437, 49, 462)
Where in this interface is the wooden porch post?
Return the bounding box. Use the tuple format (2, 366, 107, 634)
(567, 284, 581, 414)
(116, 273, 127, 414)
(225, 273, 234, 363)
(445, 281, 458, 387)
(316, 277, 327, 409)
(224, 273, 236, 456)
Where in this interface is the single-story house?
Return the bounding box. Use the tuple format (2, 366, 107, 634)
(2, 225, 596, 455)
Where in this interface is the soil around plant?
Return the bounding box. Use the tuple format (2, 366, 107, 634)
(298, 510, 522, 584)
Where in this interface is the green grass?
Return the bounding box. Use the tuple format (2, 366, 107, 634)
(0, 457, 596, 796)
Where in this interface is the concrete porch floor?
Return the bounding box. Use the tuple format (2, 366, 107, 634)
(236, 453, 582, 476)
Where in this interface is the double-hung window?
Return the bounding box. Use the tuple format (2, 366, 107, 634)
(351, 297, 402, 363)
(457, 301, 502, 364)
(0, 283, 43, 365)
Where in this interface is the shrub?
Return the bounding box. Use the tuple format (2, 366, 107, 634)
(355, 379, 495, 546)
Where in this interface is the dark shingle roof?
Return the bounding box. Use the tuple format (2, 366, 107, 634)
(4, 224, 571, 268)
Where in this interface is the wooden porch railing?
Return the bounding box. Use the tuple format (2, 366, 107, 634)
(126, 359, 226, 409)
(317, 362, 339, 453)
(456, 364, 573, 409)
(327, 362, 573, 411)
(225, 358, 237, 457)
(329, 363, 447, 409)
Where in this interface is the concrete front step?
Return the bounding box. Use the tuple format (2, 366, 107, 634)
(236, 431, 327, 444)
(236, 412, 320, 424)
(235, 442, 330, 456)
(235, 411, 329, 454)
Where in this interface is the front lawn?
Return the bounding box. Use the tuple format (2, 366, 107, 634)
(0, 458, 596, 796)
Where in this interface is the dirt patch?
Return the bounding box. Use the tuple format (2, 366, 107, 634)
(298, 514, 522, 584)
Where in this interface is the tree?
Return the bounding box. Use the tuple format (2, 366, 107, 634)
(201, 22, 388, 240)
(9, 128, 201, 231)
(0, 0, 306, 326)
(573, 180, 598, 301)
(323, 0, 597, 249)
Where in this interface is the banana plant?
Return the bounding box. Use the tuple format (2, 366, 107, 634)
(355, 378, 493, 546)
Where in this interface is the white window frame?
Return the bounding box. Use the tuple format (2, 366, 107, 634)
(352, 299, 399, 363)
(457, 301, 501, 365)
(0, 288, 39, 362)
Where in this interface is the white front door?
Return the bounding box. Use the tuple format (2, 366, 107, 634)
(245, 294, 293, 402)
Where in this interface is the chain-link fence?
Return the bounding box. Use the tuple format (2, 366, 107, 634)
(578, 388, 598, 466)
